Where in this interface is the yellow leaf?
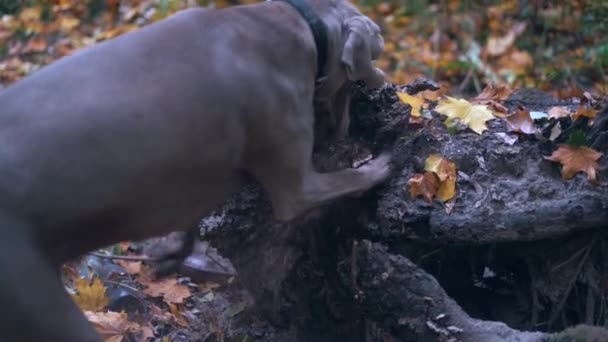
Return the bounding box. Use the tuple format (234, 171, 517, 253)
(397, 92, 425, 117)
(72, 278, 109, 312)
(423, 154, 457, 202)
(437, 176, 456, 202)
(435, 96, 495, 134)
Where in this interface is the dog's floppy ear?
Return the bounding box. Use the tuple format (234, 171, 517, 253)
(341, 16, 385, 88)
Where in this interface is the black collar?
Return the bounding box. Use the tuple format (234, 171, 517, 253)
(275, 0, 328, 80)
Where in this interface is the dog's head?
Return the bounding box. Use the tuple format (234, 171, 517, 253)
(311, 0, 385, 142)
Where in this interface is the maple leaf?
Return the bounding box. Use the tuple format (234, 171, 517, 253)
(72, 278, 109, 312)
(84, 311, 141, 342)
(547, 107, 571, 119)
(142, 278, 191, 304)
(397, 91, 425, 117)
(506, 106, 537, 135)
(424, 154, 457, 201)
(408, 172, 439, 203)
(435, 96, 495, 134)
(545, 145, 603, 185)
(424, 154, 456, 182)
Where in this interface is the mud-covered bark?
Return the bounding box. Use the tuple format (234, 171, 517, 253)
(202, 82, 608, 341)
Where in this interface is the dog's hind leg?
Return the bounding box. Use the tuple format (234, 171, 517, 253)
(0, 215, 100, 342)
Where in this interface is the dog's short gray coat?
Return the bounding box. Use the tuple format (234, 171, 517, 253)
(0, 1, 389, 340)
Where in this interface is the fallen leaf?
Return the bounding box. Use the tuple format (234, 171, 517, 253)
(142, 278, 191, 304)
(506, 106, 536, 134)
(397, 91, 425, 117)
(116, 260, 142, 275)
(548, 106, 570, 119)
(572, 106, 598, 122)
(72, 278, 109, 312)
(436, 176, 456, 202)
(169, 303, 189, 327)
(471, 84, 513, 103)
(423, 154, 457, 202)
(435, 96, 495, 134)
(84, 311, 141, 342)
(408, 172, 439, 203)
(425, 154, 456, 182)
(545, 145, 603, 184)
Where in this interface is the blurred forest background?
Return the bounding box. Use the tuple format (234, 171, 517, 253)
(1, 0, 607, 96)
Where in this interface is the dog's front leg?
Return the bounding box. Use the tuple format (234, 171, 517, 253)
(145, 224, 199, 278)
(248, 108, 391, 222)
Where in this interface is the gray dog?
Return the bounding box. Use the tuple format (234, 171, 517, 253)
(0, 0, 390, 340)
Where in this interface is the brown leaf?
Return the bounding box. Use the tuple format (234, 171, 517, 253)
(545, 145, 603, 184)
(408, 172, 439, 203)
(142, 278, 191, 304)
(506, 106, 536, 134)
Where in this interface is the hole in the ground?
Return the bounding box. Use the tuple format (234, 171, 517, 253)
(397, 230, 608, 333)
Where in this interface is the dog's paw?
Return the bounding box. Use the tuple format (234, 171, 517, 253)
(359, 152, 392, 184)
(145, 232, 194, 278)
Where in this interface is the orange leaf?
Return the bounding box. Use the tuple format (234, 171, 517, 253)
(572, 106, 598, 122)
(545, 145, 603, 184)
(408, 172, 439, 203)
(506, 106, 536, 134)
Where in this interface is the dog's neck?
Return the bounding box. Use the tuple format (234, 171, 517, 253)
(274, 0, 328, 81)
